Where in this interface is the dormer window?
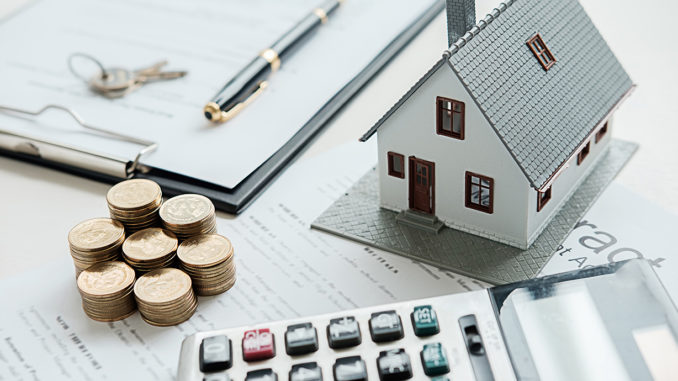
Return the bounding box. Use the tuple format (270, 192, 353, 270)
(436, 96, 465, 140)
(527, 34, 556, 71)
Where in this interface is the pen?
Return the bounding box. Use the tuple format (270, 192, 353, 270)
(204, 0, 344, 123)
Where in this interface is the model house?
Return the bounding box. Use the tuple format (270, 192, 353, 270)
(360, 0, 633, 249)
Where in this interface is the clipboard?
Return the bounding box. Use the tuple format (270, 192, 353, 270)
(0, 0, 444, 214)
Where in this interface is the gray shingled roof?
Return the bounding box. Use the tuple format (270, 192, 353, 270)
(362, 0, 633, 190)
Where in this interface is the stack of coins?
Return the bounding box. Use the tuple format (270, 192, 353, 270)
(122, 228, 178, 273)
(177, 234, 236, 296)
(159, 194, 217, 240)
(68, 218, 126, 277)
(77, 261, 137, 322)
(134, 268, 197, 326)
(107, 179, 162, 233)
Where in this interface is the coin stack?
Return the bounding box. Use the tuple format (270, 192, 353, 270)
(159, 194, 217, 240)
(77, 261, 137, 322)
(177, 234, 236, 296)
(68, 218, 126, 277)
(134, 268, 197, 326)
(122, 228, 178, 274)
(107, 179, 162, 233)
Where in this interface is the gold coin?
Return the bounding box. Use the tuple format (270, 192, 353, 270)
(140, 300, 196, 327)
(134, 268, 192, 304)
(68, 218, 125, 251)
(106, 179, 161, 211)
(177, 234, 232, 267)
(122, 228, 178, 261)
(159, 194, 214, 226)
(83, 307, 136, 322)
(77, 261, 135, 296)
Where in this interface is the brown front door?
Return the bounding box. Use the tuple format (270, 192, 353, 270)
(409, 157, 435, 214)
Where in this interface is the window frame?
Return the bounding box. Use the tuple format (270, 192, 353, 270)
(527, 34, 556, 71)
(577, 141, 591, 165)
(595, 122, 609, 143)
(537, 186, 552, 212)
(465, 171, 494, 214)
(436, 96, 465, 140)
(387, 152, 405, 178)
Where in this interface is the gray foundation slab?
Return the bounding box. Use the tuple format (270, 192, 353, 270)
(312, 139, 637, 285)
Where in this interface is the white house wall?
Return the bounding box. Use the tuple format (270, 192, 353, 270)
(525, 119, 613, 244)
(376, 62, 531, 248)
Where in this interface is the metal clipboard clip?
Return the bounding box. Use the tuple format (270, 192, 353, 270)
(0, 104, 157, 179)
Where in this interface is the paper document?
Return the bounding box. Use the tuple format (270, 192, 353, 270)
(0, 141, 485, 381)
(0, 0, 437, 188)
(540, 182, 678, 296)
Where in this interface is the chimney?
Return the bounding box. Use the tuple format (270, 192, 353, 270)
(446, 0, 476, 46)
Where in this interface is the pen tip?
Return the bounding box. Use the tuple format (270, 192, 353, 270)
(204, 111, 213, 120)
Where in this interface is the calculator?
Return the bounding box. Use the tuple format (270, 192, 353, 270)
(177, 259, 678, 381)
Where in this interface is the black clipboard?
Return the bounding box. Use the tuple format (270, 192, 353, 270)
(0, 0, 444, 214)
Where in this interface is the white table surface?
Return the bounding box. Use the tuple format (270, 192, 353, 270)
(1, 0, 677, 280)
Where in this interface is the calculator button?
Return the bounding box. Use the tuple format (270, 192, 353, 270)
(377, 349, 412, 380)
(411, 305, 439, 337)
(245, 369, 277, 381)
(333, 356, 367, 381)
(204, 374, 230, 381)
(285, 323, 319, 355)
(430, 378, 449, 381)
(420, 343, 450, 376)
(327, 316, 362, 349)
(200, 335, 233, 372)
(289, 362, 323, 381)
(242, 329, 276, 361)
(369, 310, 404, 343)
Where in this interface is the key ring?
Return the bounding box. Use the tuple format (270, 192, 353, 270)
(68, 52, 109, 83)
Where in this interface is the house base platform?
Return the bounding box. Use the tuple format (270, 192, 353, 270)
(311, 139, 637, 284)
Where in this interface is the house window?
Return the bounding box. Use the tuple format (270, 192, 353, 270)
(527, 34, 556, 71)
(465, 172, 493, 214)
(387, 152, 405, 178)
(436, 96, 465, 139)
(577, 141, 591, 165)
(595, 122, 609, 143)
(537, 186, 552, 212)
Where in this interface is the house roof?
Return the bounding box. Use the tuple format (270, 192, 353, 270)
(361, 0, 633, 190)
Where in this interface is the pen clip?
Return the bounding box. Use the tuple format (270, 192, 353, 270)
(217, 80, 269, 123)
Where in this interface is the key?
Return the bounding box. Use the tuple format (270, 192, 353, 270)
(133, 60, 187, 83)
(88, 61, 186, 98)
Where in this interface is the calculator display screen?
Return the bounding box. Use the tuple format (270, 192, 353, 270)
(489, 260, 678, 381)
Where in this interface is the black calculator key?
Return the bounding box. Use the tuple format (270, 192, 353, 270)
(369, 310, 404, 343)
(285, 323, 319, 355)
(200, 335, 233, 372)
(245, 368, 278, 381)
(327, 316, 362, 349)
(204, 374, 230, 381)
(290, 362, 323, 381)
(377, 349, 412, 381)
(333, 356, 367, 381)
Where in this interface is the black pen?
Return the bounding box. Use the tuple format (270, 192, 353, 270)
(204, 0, 344, 123)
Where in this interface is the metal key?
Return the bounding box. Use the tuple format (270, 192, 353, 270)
(89, 60, 187, 98)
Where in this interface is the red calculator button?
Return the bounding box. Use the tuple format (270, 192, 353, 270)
(242, 329, 276, 361)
